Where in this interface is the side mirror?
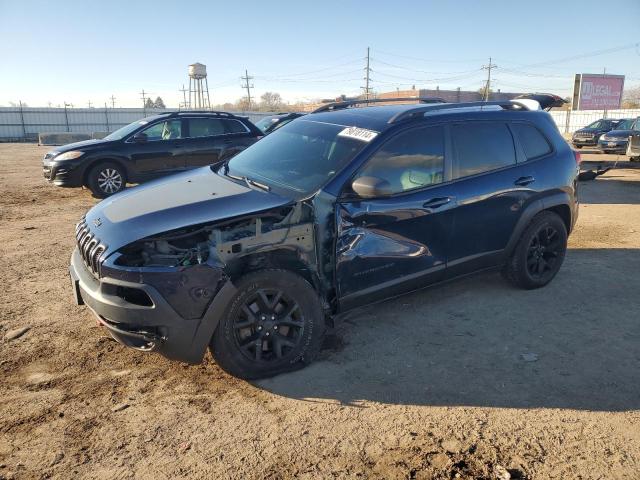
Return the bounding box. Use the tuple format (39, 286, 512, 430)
(351, 176, 392, 199)
(133, 132, 148, 143)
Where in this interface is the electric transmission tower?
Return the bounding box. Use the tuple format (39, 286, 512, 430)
(361, 47, 373, 101)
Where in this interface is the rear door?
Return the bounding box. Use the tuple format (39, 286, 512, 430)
(445, 121, 547, 277)
(335, 125, 456, 310)
(183, 117, 256, 168)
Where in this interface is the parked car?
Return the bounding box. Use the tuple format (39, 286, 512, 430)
(70, 95, 579, 379)
(571, 118, 620, 148)
(597, 117, 639, 154)
(43, 111, 263, 197)
(627, 131, 640, 161)
(255, 112, 305, 135)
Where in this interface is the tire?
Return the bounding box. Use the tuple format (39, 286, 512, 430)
(210, 270, 325, 379)
(574, 145, 582, 149)
(503, 211, 568, 290)
(87, 161, 126, 198)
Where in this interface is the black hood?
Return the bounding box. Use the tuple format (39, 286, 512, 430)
(604, 129, 635, 139)
(48, 138, 118, 155)
(83, 167, 293, 257)
(575, 127, 608, 134)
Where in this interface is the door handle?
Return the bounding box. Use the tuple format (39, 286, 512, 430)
(514, 176, 535, 186)
(422, 197, 452, 209)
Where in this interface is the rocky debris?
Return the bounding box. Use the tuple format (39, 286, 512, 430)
(441, 439, 463, 453)
(111, 403, 130, 413)
(4, 327, 30, 341)
(177, 441, 191, 454)
(494, 464, 511, 480)
(50, 452, 64, 467)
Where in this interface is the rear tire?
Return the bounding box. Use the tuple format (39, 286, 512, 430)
(210, 270, 325, 379)
(87, 161, 126, 198)
(503, 211, 567, 290)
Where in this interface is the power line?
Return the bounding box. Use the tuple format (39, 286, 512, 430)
(240, 70, 254, 109)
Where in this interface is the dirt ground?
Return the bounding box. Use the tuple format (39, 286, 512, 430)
(0, 143, 639, 480)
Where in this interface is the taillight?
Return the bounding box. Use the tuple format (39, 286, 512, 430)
(574, 151, 582, 165)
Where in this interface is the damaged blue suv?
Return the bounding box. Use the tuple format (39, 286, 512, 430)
(70, 95, 578, 379)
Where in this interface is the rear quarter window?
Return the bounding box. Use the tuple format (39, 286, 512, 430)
(451, 122, 516, 178)
(511, 123, 552, 160)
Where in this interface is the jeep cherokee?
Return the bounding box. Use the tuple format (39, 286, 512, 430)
(70, 95, 578, 379)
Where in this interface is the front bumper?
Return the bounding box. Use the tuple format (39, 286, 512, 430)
(597, 139, 628, 152)
(69, 248, 237, 363)
(43, 159, 85, 187)
(572, 137, 597, 147)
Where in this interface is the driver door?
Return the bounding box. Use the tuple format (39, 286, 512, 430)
(336, 125, 456, 311)
(129, 119, 186, 178)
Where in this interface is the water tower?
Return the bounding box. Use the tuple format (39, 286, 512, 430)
(188, 63, 211, 110)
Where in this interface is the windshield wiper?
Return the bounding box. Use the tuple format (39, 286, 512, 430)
(225, 171, 270, 192)
(245, 177, 271, 192)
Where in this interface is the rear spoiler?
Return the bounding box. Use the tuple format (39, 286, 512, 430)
(513, 93, 567, 111)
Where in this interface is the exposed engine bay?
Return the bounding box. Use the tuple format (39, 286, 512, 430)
(114, 203, 314, 268)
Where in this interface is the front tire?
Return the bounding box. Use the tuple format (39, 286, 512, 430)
(87, 161, 126, 198)
(210, 270, 325, 379)
(503, 211, 568, 290)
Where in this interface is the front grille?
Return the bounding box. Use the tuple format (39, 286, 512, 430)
(75, 219, 107, 277)
(574, 132, 593, 139)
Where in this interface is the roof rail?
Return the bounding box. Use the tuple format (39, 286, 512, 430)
(311, 97, 445, 114)
(387, 100, 530, 124)
(167, 110, 239, 118)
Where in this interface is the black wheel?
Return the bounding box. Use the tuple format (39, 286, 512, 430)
(630, 156, 639, 162)
(503, 211, 567, 289)
(87, 161, 126, 198)
(210, 270, 325, 379)
(574, 145, 582, 149)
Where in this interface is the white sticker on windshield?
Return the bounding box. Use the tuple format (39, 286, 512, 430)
(338, 126, 378, 142)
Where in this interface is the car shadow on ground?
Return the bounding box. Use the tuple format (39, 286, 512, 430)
(578, 174, 640, 205)
(256, 248, 640, 411)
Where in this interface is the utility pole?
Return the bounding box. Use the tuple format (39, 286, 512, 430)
(110, 95, 116, 108)
(362, 47, 372, 101)
(140, 89, 148, 108)
(87, 100, 93, 108)
(179, 84, 188, 110)
(240, 70, 254, 110)
(481, 57, 497, 101)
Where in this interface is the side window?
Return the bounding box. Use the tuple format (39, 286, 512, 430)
(452, 122, 515, 178)
(223, 119, 249, 134)
(188, 118, 225, 138)
(511, 123, 552, 160)
(141, 120, 182, 141)
(356, 126, 445, 194)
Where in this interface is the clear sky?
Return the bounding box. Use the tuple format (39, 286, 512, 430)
(1, 0, 639, 108)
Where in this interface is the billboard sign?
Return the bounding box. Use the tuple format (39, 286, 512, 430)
(572, 74, 625, 110)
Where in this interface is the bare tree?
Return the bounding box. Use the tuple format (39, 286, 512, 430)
(622, 86, 640, 108)
(259, 92, 285, 112)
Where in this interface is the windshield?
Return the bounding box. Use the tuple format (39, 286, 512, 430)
(103, 118, 155, 140)
(223, 119, 373, 195)
(613, 119, 635, 130)
(586, 120, 610, 129)
(255, 116, 280, 132)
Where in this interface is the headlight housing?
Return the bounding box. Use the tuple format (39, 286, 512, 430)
(55, 150, 85, 161)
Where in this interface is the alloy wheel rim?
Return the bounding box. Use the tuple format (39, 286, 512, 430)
(97, 168, 123, 193)
(526, 225, 561, 279)
(233, 288, 304, 363)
